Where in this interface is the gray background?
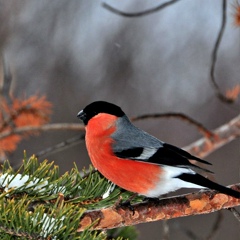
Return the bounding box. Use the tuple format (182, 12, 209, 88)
(0, 0, 239, 239)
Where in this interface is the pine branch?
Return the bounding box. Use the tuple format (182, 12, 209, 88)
(78, 184, 240, 231)
(0, 156, 135, 239)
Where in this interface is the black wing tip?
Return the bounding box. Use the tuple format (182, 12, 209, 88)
(163, 142, 212, 165)
(191, 156, 212, 165)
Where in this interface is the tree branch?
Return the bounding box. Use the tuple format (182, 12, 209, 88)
(0, 123, 84, 140)
(78, 184, 240, 231)
(184, 114, 240, 158)
(210, 0, 233, 103)
(131, 112, 214, 138)
(102, 0, 181, 18)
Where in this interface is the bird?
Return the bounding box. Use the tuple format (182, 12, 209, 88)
(77, 101, 240, 199)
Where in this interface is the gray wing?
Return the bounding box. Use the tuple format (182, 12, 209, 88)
(111, 116, 212, 172)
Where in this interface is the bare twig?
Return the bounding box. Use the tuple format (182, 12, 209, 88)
(162, 220, 170, 240)
(35, 134, 85, 159)
(206, 211, 223, 240)
(228, 207, 240, 222)
(210, 0, 233, 103)
(102, 0, 181, 17)
(184, 114, 240, 158)
(78, 184, 240, 231)
(131, 113, 214, 138)
(182, 228, 200, 240)
(0, 123, 84, 140)
(0, 53, 12, 102)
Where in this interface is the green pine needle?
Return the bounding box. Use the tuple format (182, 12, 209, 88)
(0, 154, 140, 239)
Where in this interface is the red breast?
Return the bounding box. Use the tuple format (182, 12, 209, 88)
(85, 113, 162, 195)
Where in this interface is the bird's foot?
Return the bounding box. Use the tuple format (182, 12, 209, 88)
(115, 193, 138, 215)
(119, 200, 135, 215)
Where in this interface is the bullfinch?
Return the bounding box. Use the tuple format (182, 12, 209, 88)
(77, 101, 240, 199)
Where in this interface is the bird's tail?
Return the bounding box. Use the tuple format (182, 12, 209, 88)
(177, 173, 240, 199)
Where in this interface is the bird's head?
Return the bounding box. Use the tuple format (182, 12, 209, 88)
(77, 101, 125, 125)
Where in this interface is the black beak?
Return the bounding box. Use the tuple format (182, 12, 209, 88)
(77, 110, 86, 121)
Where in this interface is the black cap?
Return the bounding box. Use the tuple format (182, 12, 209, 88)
(77, 101, 125, 125)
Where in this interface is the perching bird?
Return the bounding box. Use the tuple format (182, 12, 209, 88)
(77, 101, 240, 199)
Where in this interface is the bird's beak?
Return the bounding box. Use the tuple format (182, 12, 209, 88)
(77, 110, 86, 121)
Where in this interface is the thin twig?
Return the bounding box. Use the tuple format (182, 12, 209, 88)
(162, 220, 170, 240)
(228, 207, 240, 222)
(0, 123, 84, 140)
(102, 0, 181, 17)
(0, 53, 12, 102)
(210, 0, 233, 103)
(131, 113, 214, 138)
(206, 211, 223, 240)
(35, 134, 85, 159)
(182, 228, 200, 240)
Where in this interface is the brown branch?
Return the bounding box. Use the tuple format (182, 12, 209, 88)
(210, 0, 233, 103)
(131, 113, 214, 138)
(0, 123, 84, 140)
(102, 0, 181, 18)
(78, 184, 240, 231)
(184, 114, 240, 158)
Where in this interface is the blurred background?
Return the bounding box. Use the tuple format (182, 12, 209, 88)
(0, 0, 239, 239)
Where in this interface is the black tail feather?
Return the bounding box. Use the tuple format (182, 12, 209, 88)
(177, 173, 240, 199)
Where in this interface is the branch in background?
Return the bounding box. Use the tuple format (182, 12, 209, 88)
(131, 113, 214, 138)
(181, 211, 223, 240)
(206, 211, 223, 240)
(210, 0, 233, 103)
(228, 207, 240, 221)
(162, 220, 170, 240)
(0, 123, 84, 140)
(0, 95, 52, 159)
(2, 113, 238, 163)
(0, 53, 12, 103)
(102, 0, 181, 18)
(35, 134, 85, 159)
(78, 184, 240, 231)
(184, 114, 240, 158)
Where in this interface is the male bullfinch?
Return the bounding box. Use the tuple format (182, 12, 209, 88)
(77, 101, 240, 199)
